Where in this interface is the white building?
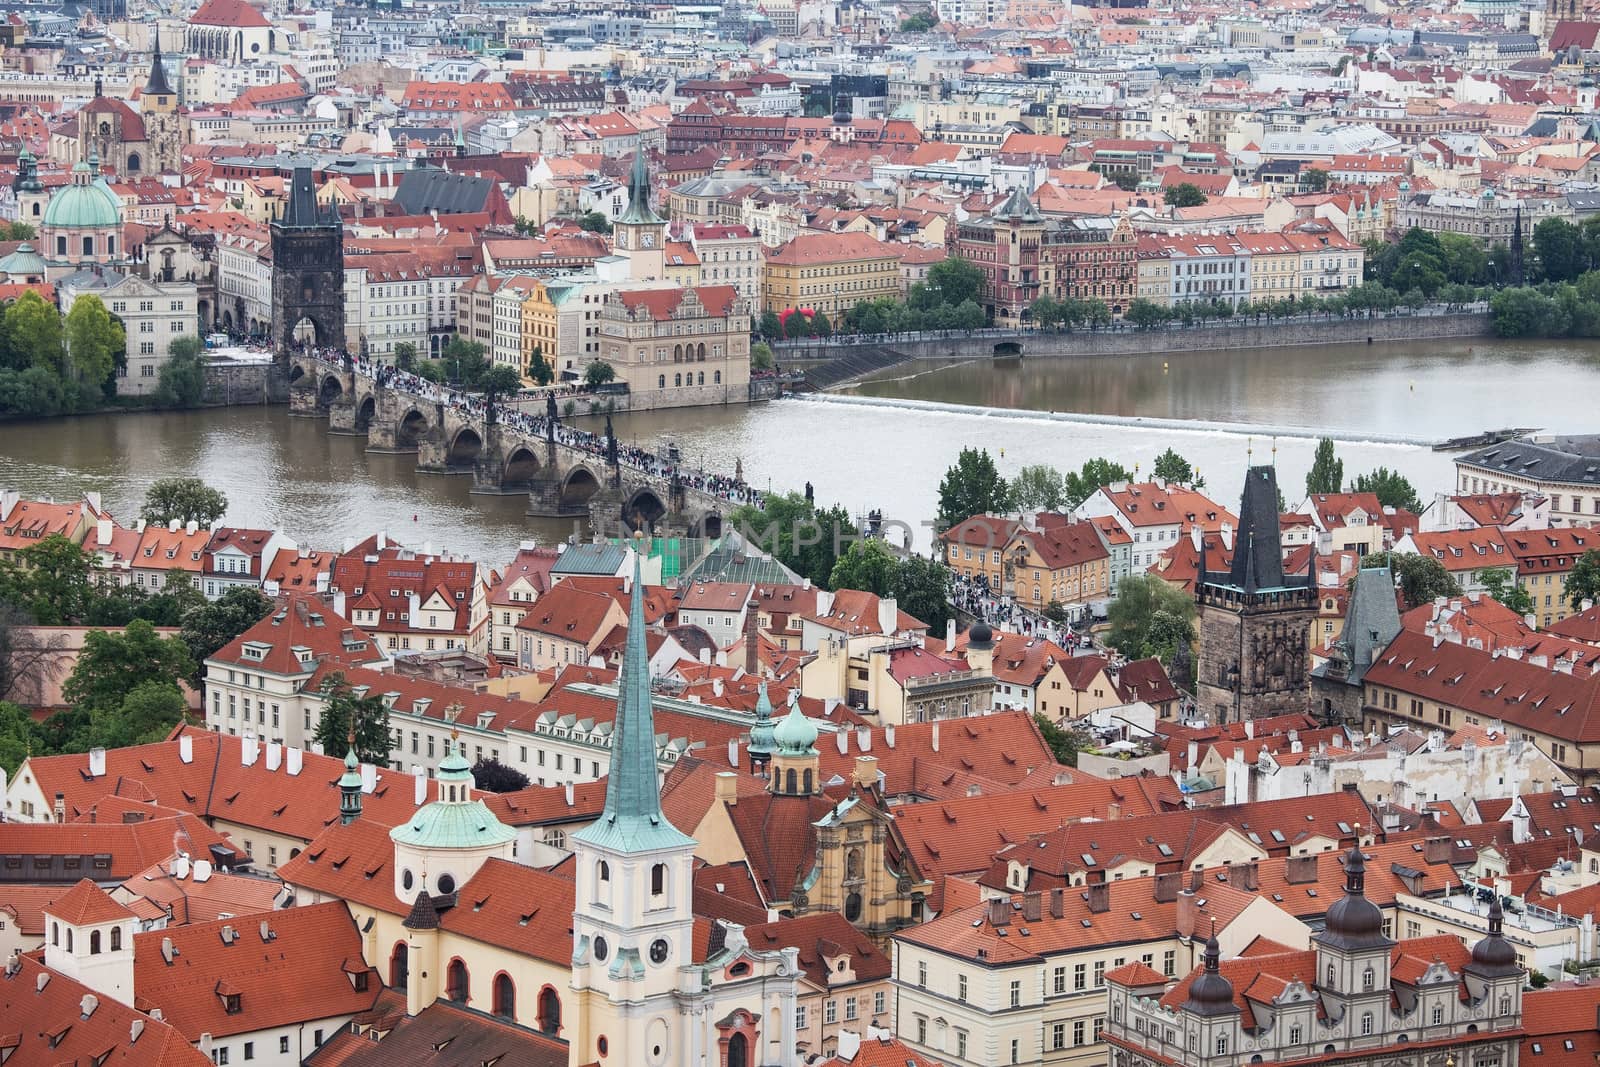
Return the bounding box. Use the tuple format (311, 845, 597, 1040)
(60, 272, 198, 394)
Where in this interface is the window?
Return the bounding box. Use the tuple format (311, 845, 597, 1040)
(957, 974, 967, 1002)
(917, 960, 927, 987)
(1360, 1012, 1374, 1036)
(1053, 965, 1066, 994)
(1431, 1003, 1444, 1025)
(243, 1042, 253, 1061)
(824, 999, 837, 1024)
(279, 1038, 289, 1055)
(1362, 966, 1374, 991)
(874, 991, 885, 1015)
(1289, 1024, 1302, 1044)
(1163, 949, 1176, 976)
(1073, 1021, 1086, 1047)
(957, 1030, 968, 1058)
(214, 1050, 229, 1066)
(916, 1017, 926, 1045)
(1094, 960, 1106, 986)
(795, 1003, 807, 1030)
(446, 959, 469, 1003)
(1215, 1035, 1229, 1055)
(845, 996, 857, 1021)
(1074, 963, 1087, 990)
(1009, 979, 1021, 1007)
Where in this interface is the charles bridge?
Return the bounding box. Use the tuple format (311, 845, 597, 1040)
(285, 352, 739, 537)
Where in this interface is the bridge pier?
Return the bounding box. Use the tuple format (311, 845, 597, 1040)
(288, 381, 324, 418)
(327, 396, 358, 434)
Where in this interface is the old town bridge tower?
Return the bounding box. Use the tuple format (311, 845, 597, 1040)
(270, 166, 345, 370)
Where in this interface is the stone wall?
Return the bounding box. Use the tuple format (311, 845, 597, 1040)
(202, 361, 278, 406)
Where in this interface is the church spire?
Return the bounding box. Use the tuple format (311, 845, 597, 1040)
(618, 150, 664, 226)
(572, 541, 693, 852)
(144, 35, 174, 98)
(338, 732, 363, 825)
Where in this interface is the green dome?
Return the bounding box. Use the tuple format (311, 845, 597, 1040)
(388, 737, 514, 851)
(0, 243, 47, 277)
(43, 164, 121, 230)
(748, 682, 777, 755)
(773, 696, 818, 755)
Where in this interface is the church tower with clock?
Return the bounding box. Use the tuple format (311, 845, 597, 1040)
(614, 151, 666, 281)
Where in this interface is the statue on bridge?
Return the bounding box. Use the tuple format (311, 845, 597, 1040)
(605, 414, 618, 467)
(805, 481, 814, 503)
(545, 391, 558, 435)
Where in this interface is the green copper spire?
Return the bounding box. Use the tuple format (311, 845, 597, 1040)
(748, 681, 777, 757)
(618, 150, 665, 227)
(572, 544, 693, 853)
(338, 736, 363, 825)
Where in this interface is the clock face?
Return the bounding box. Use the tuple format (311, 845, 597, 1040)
(649, 939, 669, 965)
(641, 232, 656, 248)
(615, 229, 627, 248)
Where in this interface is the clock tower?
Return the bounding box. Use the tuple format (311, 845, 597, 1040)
(615, 151, 666, 281)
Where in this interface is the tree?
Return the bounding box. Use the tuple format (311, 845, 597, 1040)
(829, 538, 898, 596)
(478, 363, 523, 424)
(64, 294, 123, 390)
(471, 756, 530, 792)
(899, 11, 936, 30)
(180, 586, 273, 685)
(1301, 167, 1330, 192)
(936, 447, 1010, 529)
(63, 619, 194, 727)
(1304, 437, 1344, 497)
(0, 699, 43, 775)
(584, 360, 616, 387)
(1533, 217, 1584, 283)
(1567, 550, 1600, 612)
(1491, 286, 1558, 337)
(1105, 574, 1196, 662)
(1010, 464, 1067, 513)
(1152, 447, 1203, 489)
(1126, 299, 1168, 329)
(759, 309, 783, 340)
(811, 310, 833, 339)
(1360, 551, 1462, 611)
(577, 211, 613, 235)
(1437, 232, 1488, 286)
(1479, 568, 1534, 617)
(1350, 467, 1421, 512)
(142, 477, 228, 527)
(751, 342, 774, 371)
(1062, 458, 1132, 511)
(1164, 183, 1208, 208)
(729, 492, 856, 588)
(313, 672, 393, 765)
(0, 534, 94, 624)
(891, 556, 952, 632)
(5, 289, 63, 375)
(156, 335, 207, 407)
(918, 257, 985, 309)
(526, 346, 554, 386)
(1034, 713, 1087, 766)
(393, 341, 418, 371)
(0, 221, 36, 241)
(102, 680, 190, 748)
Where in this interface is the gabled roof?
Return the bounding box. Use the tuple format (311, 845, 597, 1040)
(0, 955, 207, 1066)
(133, 902, 379, 1041)
(45, 877, 135, 925)
(744, 911, 891, 987)
(189, 0, 270, 27)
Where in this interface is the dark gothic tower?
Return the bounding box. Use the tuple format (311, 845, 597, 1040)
(270, 166, 345, 365)
(1510, 206, 1525, 287)
(1194, 465, 1316, 723)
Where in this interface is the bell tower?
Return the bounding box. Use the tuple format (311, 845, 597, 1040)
(614, 151, 666, 281)
(140, 37, 180, 175)
(569, 543, 698, 1067)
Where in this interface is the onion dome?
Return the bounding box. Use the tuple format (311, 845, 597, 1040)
(43, 160, 120, 230)
(748, 681, 777, 756)
(1319, 845, 1392, 950)
(1182, 933, 1238, 1016)
(773, 695, 818, 755)
(967, 621, 994, 649)
(1467, 895, 1521, 977)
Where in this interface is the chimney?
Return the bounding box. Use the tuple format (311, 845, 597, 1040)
(179, 733, 193, 764)
(413, 765, 426, 806)
(1284, 854, 1320, 884)
(715, 771, 739, 805)
(728, 738, 740, 767)
(360, 763, 377, 794)
(286, 747, 303, 776)
(1187, 869, 1204, 893)
(1022, 891, 1042, 922)
(1049, 887, 1065, 919)
(1244, 719, 1255, 740)
(885, 725, 895, 749)
(264, 742, 281, 772)
(744, 599, 759, 675)
(88, 747, 106, 778)
(1187, 740, 1198, 771)
(173, 854, 190, 880)
(853, 755, 879, 789)
(1153, 871, 1182, 903)
(945, 618, 956, 648)
(53, 792, 64, 821)
(931, 722, 940, 753)
(193, 860, 212, 883)
(130, 1019, 145, 1044)
(1086, 882, 1110, 914)
(241, 734, 259, 767)
(1423, 835, 1453, 864)
(987, 897, 1011, 926)
(564, 781, 574, 806)
(81, 993, 98, 1018)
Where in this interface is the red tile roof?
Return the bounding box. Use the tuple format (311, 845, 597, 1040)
(1, 954, 208, 1066)
(745, 911, 891, 987)
(44, 877, 136, 925)
(207, 592, 383, 674)
(614, 284, 742, 321)
(189, 0, 270, 26)
(134, 902, 380, 1041)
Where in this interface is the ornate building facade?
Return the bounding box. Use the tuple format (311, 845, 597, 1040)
(1105, 847, 1525, 1067)
(947, 185, 1138, 326)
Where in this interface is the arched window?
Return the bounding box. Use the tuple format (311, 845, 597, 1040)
(714, 371, 722, 384)
(785, 768, 797, 793)
(697, 343, 706, 361)
(66, 929, 73, 952)
(538, 986, 562, 1034)
(390, 941, 408, 990)
(51, 922, 58, 947)
(1499, 994, 1512, 1016)
(89, 930, 101, 955)
(1326, 963, 1335, 988)
(109, 927, 121, 951)
(803, 769, 813, 793)
(56, 236, 66, 257)
(651, 863, 667, 897)
(674, 373, 682, 387)
(728, 1032, 749, 1067)
(845, 848, 863, 881)
(446, 958, 469, 1003)
(658, 375, 665, 388)
(493, 972, 516, 1019)
(82, 236, 94, 257)
(697, 372, 705, 385)
(598, 860, 610, 883)
(1362, 966, 1374, 991)
(845, 892, 862, 922)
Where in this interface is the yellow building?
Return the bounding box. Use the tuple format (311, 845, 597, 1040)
(762, 231, 903, 319)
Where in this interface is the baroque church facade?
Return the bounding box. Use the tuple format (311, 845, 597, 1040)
(281, 549, 804, 1067)
(49, 50, 183, 177)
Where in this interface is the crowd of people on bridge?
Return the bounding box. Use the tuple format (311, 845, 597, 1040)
(303, 347, 767, 509)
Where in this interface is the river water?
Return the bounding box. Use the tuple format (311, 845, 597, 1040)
(2, 337, 1596, 562)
